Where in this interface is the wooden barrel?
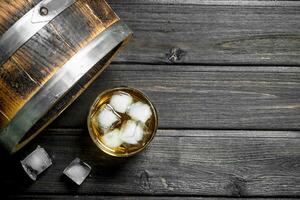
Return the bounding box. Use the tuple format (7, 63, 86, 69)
(0, 0, 132, 154)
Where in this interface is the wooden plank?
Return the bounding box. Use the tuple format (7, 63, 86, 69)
(0, 129, 299, 196)
(101, 64, 300, 73)
(108, 0, 300, 6)
(106, 3, 300, 65)
(4, 195, 295, 200)
(51, 65, 300, 130)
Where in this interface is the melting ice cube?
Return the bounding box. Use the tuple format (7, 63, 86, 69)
(20, 145, 52, 180)
(119, 120, 144, 144)
(102, 129, 123, 148)
(97, 104, 121, 131)
(127, 102, 152, 123)
(63, 158, 91, 185)
(109, 92, 133, 113)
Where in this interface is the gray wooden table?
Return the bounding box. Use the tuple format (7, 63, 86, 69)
(1, 0, 300, 199)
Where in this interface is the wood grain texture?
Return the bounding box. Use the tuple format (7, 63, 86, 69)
(0, 60, 40, 121)
(106, 2, 300, 65)
(108, 0, 300, 6)
(4, 195, 295, 200)
(0, 0, 118, 128)
(50, 65, 300, 130)
(0, 129, 299, 196)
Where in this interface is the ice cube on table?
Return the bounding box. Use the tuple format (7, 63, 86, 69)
(120, 120, 144, 144)
(102, 129, 123, 148)
(127, 102, 152, 123)
(20, 145, 52, 181)
(97, 104, 121, 131)
(63, 158, 91, 185)
(109, 92, 133, 113)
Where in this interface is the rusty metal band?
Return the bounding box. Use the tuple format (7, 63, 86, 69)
(0, 21, 132, 153)
(0, 0, 76, 66)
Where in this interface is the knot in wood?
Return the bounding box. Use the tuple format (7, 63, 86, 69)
(139, 170, 151, 190)
(167, 47, 186, 63)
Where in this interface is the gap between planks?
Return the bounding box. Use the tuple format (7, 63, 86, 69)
(108, 63, 300, 73)
(45, 128, 300, 139)
(4, 194, 300, 199)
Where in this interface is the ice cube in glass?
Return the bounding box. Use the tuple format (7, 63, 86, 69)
(109, 91, 133, 113)
(127, 102, 152, 123)
(97, 104, 121, 131)
(119, 120, 145, 144)
(102, 129, 123, 148)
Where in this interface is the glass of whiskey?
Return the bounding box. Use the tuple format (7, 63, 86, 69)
(87, 87, 158, 157)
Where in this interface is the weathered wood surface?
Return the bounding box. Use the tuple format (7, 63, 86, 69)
(106, 1, 300, 65)
(5, 196, 296, 200)
(2, 0, 300, 199)
(108, 0, 300, 6)
(0, 129, 299, 196)
(51, 65, 300, 130)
